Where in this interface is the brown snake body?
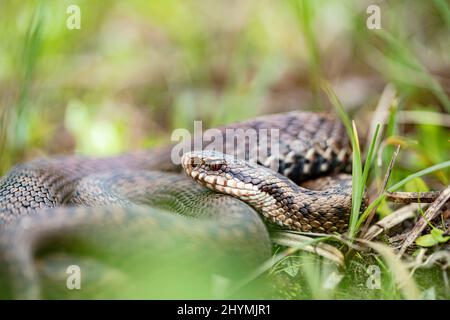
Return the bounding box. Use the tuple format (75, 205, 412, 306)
(0, 111, 355, 298)
(0, 111, 352, 226)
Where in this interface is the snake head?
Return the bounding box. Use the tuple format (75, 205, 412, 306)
(181, 151, 263, 197)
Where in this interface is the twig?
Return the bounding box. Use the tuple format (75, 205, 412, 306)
(361, 145, 400, 237)
(363, 203, 426, 241)
(399, 185, 450, 256)
(386, 191, 441, 203)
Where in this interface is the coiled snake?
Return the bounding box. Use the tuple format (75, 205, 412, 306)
(0, 111, 354, 298)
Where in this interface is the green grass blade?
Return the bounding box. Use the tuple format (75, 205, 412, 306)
(387, 161, 450, 192)
(348, 121, 363, 239)
(433, 0, 450, 28)
(362, 124, 381, 188)
(357, 160, 450, 229)
(321, 82, 365, 239)
(377, 31, 450, 113)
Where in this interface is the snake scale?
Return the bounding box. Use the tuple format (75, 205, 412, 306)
(0, 111, 355, 298)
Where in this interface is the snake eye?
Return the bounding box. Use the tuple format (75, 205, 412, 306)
(209, 162, 223, 171)
(190, 157, 201, 167)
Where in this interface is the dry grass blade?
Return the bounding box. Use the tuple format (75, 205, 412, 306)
(365, 84, 396, 154)
(361, 145, 400, 236)
(410, 251, 450, 276)
(399, 185, 450, 255)
(272, 232, 344, 266)
(364, 204, 426, 241)
(386, 191, 441, 203)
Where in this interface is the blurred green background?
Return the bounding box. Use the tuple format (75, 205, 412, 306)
(0, 0, 448, 175)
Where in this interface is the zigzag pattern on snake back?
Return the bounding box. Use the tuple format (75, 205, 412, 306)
(0, 111, 354, 298)
(0, 111, 351, 224)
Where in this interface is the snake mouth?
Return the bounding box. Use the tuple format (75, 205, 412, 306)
(181, 151, 259, 197)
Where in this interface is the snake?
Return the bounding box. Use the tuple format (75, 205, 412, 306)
(0, 111, 355, 299)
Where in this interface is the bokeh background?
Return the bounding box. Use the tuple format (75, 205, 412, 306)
(0, 0, 448, 175)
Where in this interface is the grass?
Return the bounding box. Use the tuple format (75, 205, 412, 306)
(0, 0, 448, 299)
(433, 0, 450, 28)
(0, 2, 44, 172)
(375, 30, 450, 113)
(322, 81, 382, 240)
(270, 81, 450, 299)
(356, 160, 450, 231)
